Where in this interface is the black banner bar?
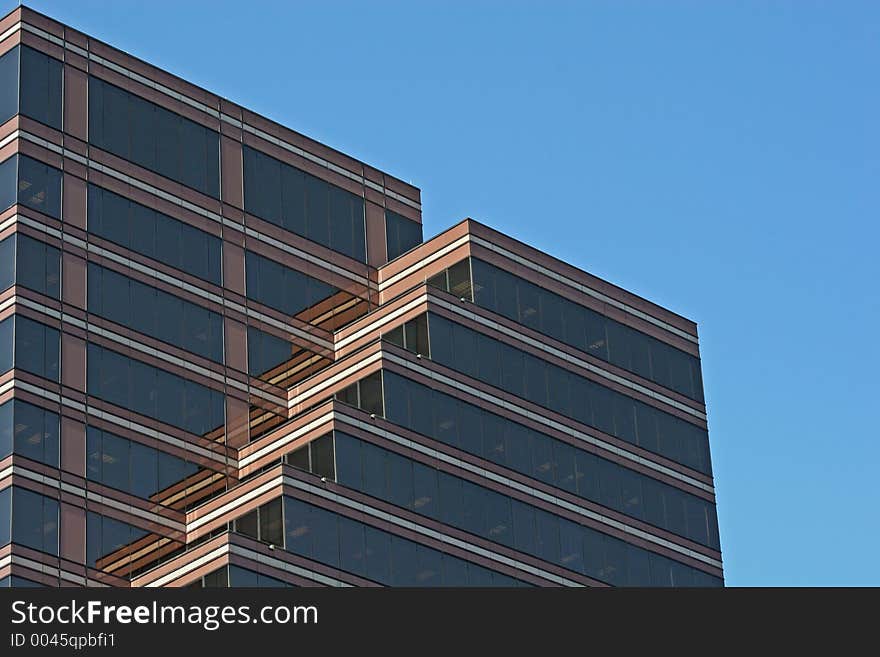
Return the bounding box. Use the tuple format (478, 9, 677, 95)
(0, 588, 873, 652)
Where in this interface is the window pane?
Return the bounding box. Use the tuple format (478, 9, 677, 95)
(89, 77, 219, 198)
(0, 235, 14, 292)
(12, 487, 58, 555)
(0, 487, 9, 547)
(373, 369, 719, 549)
(87, 344, 224, 436)
(16, 234, 61, 298)
(243, 146, 366, 261)
(0, 401, 11, 459)
(19, 46, 62, 129)
(130, 441, 158, 499)
(285, 444, 310, 471)
(15, 155, 60, 219)
(385, 210, 423, 261)
(333, 431, 361, 488)
(310, 434, 335, 480)
(338, 515, 366, 577)
(259, 498, 283, 546)
(13, 401, 59, 467)
(0, 317, 10, 374)
(0, 47, 19, 126)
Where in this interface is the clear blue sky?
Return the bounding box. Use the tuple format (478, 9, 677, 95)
(13, 0, 878, 586)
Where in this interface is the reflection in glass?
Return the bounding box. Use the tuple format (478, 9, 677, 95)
(87, 185, 222, 284)
(0, 399, 59, 467)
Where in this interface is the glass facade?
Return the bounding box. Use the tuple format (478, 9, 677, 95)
(278, 496, 528, 586)
(247, 326, 294, 378)
(243, 146, 366, 262)
(0, 399, 59, 467)
(378, 370, 719, 549)
(86, 426, 201, 504)
(0, 45, 63, 129)
(87, 184, 223, 285)
(233, 497, 284, 546)
(87, 263, 224, 363)
(284, 432, 336, 481)
(245, 249, 339, 318)
(0, 45, 17, 124)
(426, 312, 711, 474)
(86, 511, 151, 572)
(87, 343, 225, 437)
(88, 76, 220, 198)
(0, 233, 61, 299)
(383, 313, 430, 356)
(430, 258, 705, 401)
(0, 154, 62, 219)
(0, 314, 61, 381)
(335, 370, 384, 417)
(385, 209, 422, 261)
(332, 431, 719, 586)
(0, 486, 59, 556)
(192, 565, 292, 588)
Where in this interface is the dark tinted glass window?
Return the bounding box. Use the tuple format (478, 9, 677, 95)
(191, 565, 291, 588)
(0, 46, 62, 129)
(88, 77, 219, 198)
(15, 154, 61, 219)
(0, 47, 19, 125)
(376, 370, 719, 550)
(11, 487, 58, 555)
(0, 487, 9, 547)
(425, 313, 711, 474)
(86, 511, 150, 571)
(285, 443, 311, 471)
(87, 263, 224, 362)
(86, 426, 199, 502)
(281, 495, 528, 586)
(0, 235, 12, 293)
(227, 565, 290, 588)
(310, 434, 335, 480)
(0, 317, 10, 374)
(384, 314, 430, 357)
(467, 258, 705, 402)
(331, 430, 719, 586)
(245, 250, 338, 317)
(242, 146, 366, 262)
(11, 315, 60, 381)
(284, 433, 337, 482)
(0, 156, 15, 214)
(87, 343, 225, 436)
(14, 233, 61, 298)
(0, 399, 59, 467)
(385, 210, 423, 261)
(87, 185, 222, 285)
(247, 326, 293, 378)
(19, 45, 62, 129)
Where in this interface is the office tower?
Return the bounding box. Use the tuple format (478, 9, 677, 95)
(0, 6, 722, 587)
